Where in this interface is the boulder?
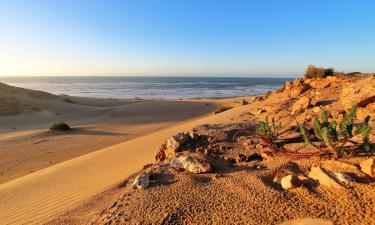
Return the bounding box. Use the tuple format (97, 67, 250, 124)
(280, 175, 302, 190)
(291, 97, 311, 115)
(132, 171, 151, 189)
(170, 155, 212, 174)
(308, 167, 343, 189)
(360, 158, 375, 179)
(155, 144, 167, 162)
(340, 76, 375, 109)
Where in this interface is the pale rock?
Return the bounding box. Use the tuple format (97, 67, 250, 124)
(170, 155, 212, 174)
(165, 133, 191, 159)
(340, 76, 375, 109)
(360, 158, 375, 179)
(280, 175, 302, 190)
(308, 167, 343, 189)
(132, 172, 151, 189)
(291, 97, 311, 115)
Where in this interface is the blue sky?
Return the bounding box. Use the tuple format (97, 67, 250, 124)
(0, 0, 374, 76)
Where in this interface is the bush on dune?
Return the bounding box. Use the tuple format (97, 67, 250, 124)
(304, 65, 335, 79)
(49, 122, 71, 131)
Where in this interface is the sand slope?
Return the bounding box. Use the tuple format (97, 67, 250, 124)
(0, 103, 241, 224)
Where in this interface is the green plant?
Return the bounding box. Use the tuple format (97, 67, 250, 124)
(49, 122, 71, 131)
(299, 104, 373, 158)
(256, 116, 283, 143)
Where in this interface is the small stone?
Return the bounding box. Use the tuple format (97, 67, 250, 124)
(132, 172, 151, 189)
(308, 167, 342, 189)
(360, 158, 375, 179)
(280, 175, 302, 190)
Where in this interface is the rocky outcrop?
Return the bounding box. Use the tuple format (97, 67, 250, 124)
(291, 97, 311, 115)
(360, 158, 374, 179)
(340, 76, 375, 109)
(170, 155, 212, 174)
(284, 79, 311, 97)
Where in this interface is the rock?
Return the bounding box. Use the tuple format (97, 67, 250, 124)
(155, 144, 167, 162)
(291, 97, 311, 115)
(357, 95, 375, 107)
(166, 133, 191, 152)
(308, 167, 343, 189)
(273, 162, 302, 183)
(132, 172, 151, 189)
(246, 153, 263, 162)
(321, 160, 359, 172)
(242, 99, 249, 105)
(285, 79, 311, 97)
(340, 76, 375, 109)
(170, 155, 212, 174)
(280, 175, 302, 190)
(360, 158, 375, 179)
(260, 151, 274, 160)
(235, 154, 247, 163)
(332, 172, 354, 186)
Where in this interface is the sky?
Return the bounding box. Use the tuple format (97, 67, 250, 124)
(0, 0, 374, 77)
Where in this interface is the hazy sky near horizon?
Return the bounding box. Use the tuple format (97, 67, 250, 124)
(1, 0, 375, 77)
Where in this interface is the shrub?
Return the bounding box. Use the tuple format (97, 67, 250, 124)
(256, 116, 283, 143)
(304, 65, 335, 79)
(299, 104, 374, 159)
(49, 122, 71, 131)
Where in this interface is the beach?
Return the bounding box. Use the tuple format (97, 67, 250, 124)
(0, 75, 374, 225)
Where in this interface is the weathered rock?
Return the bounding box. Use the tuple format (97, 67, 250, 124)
(360, 158, 375, 179)
(132, 172, 151, 189)
(170, 155, 212, 174)
(340, 76, 375, 109)
(280, 175, 302, 190)
(291, 97, 311, 115)
(155, 144, 167, 162)
(166, 133, 191, 152)
(308, 167, 343, 189)
(235, 154, 247, 163)
(242, 99, 249, 105)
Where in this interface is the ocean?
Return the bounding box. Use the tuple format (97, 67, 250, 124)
(0, 76, 293, 99)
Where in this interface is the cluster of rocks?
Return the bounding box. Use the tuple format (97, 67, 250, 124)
(132, 132, 214, 189)
(274, 158, 375, 191)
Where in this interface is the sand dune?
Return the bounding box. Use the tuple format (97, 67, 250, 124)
(0, 103, 243, 224)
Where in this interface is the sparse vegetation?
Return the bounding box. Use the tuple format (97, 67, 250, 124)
(214, 106, 233, 114)
(256, 116, 283, 143)
(299, 104, 374, 159)
(49, 122, 71, 131)
(304, 65, 335, 79)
